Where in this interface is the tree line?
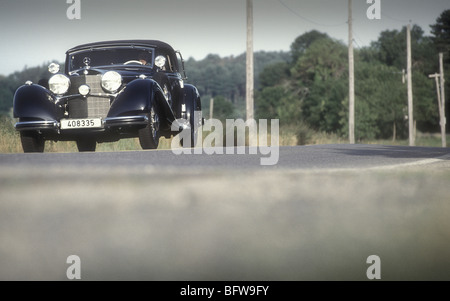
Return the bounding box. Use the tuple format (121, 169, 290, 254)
(0, 63, 52, 116)
(0, 52, 289, 121)
(256, 10, 450, 141)
(1, 9, 449, 143)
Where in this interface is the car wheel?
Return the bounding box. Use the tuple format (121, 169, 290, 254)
(76, 139, 96, 152)
(20, 131, 45, 153)
(138, 105, 160, 149)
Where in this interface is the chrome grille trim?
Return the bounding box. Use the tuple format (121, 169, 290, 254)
(67, 75, 111, 119)
(85, 75, 104, 95)
(86, 97, 110, 118)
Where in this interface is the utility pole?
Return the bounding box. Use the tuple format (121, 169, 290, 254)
(439, 53, 447, 147)
(429, 53, 447, 148)
(429, 73, 445, 147)
(210, 98, 214, 120)
(246, 0, 254, 123)
(407, 24, 415, 146)
(246, 0, 256, 146)
(348, 0, 355, 144)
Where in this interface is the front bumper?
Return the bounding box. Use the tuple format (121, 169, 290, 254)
(103, 115, 148, 128)
(14, 115, 149, 132)
(15, 120, 59, 131)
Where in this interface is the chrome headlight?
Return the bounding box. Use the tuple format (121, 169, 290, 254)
(155, 55, 166, 69)
(48, 63, 60, 74)
(101, 71, 122, 93)
(48, 74, 70, 95)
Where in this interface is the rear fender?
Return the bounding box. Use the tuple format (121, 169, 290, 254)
(182, 84, 202, 127)
(182, 84, 201, 115)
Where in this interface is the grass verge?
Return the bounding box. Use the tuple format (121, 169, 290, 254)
(1, 116, 448, 153)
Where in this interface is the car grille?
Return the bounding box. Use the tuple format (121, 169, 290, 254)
(68, 75, 110, 119)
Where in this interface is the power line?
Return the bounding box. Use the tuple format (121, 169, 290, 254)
(381, 12, 411, 24)
(353, 24, 373, 46)
(277, 0, 347, 28)
(352, 38, 361, 49)
(351, 30, 365, 49)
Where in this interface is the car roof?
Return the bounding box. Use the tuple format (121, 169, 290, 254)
(66, 40, 176, 54)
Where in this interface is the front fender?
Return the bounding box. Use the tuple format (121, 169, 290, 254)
(107, 78, 176, 126)
(13, 84, 58, 121)
(107, 79, 159, 118)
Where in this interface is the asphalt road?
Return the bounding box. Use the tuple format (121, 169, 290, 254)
(1, 144, 450, 169)
(1, 144, 450, 281)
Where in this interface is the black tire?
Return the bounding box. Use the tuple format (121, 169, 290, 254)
(76, 139, 96, 152)
(20, 131, 45, 153)
(138, 106, 160, 149)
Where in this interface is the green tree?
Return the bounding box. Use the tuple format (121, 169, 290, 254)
(291, 37, 348, 132)
(372, 29, 406, 68)
(366, 24, 439, 135)
(431, 9, 450, 54)
(290, 30, 329, 63)
(185, 51, 289, 105)
(371, 25, 436, 72)
(431, 9, 450, 132)
(291, 37, 347, 83)
(413, 71, 439, 132)
(255, 86, 300, 124)
(209, 96, 234, 123)
(301, 76, 347, 133)
(259, 62, 290, 89)
(343, 61, 408, 140)
(0, 62, 60, 115)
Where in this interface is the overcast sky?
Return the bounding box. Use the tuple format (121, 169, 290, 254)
(0, 0, 448, 76)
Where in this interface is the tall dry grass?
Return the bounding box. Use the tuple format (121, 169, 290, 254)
(0, 116, 176, 153)
(1, 116, 448, 153)
(0, 116, 22, 153)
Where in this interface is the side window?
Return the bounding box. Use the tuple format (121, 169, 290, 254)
(176, 51, 187, 80)
(165, 54, 173, 72)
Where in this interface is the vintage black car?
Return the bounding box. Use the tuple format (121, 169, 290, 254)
(13, 40, 202, 152)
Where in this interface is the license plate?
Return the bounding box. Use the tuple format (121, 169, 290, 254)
(60, 118, 103, 130)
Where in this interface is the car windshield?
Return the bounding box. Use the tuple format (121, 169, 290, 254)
(67, 46, 154, 71)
